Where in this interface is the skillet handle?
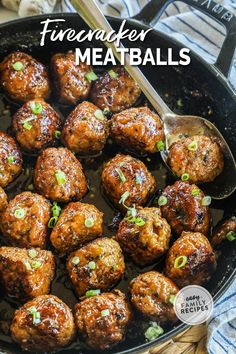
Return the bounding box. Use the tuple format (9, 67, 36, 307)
(132, 0, 236, 78)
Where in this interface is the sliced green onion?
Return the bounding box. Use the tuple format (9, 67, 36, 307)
(181, 173, 189, 181)
(55, 170, 66, 185)
(7, 155, 15, 163)
(169, 294, 176, 305)
(54, 130, 61, 139)
(72, 256, 80, 266)
(27, 184, 34, 191)
(115, 168, 126, 183)
(24, 260, 32, 271)
(191, 188, 200, 197)
(51, 202, 61, 217)
(135, 173, 142, 184)
(156, 140, 165, 152)
(113, 263, 117, 271)
(135, 217, 146, 227)
(119, 191, 130, 206)
(23, 121, 32, 130)
(85, 71, 98, 82)
(226, 231, 236, 242)
(145, 322, 164, 341)
(158, 195, 167, 206)
(101, 309, 110, 317)
(127, 206, 137, 218)
(29, 102, 43, 115)
(85, 218, 94, 228)
(12, 61, 24, 71)
(88, 261, 96, 270)
(28, 249, 37, 259)
(32, 260, 41, 269)
(188, 140, 198, 152)
(202, 196, 211, 206)
(85, 289, 100, 297)
(29, 307, 41, 325)
(48, 216, 58, 228)
(174, 255, 188, 269)
(94, 109, 105, 121)
(103, 108, 110, 115)
(14, 208, 26, 219)
(108, 69, 118, 79)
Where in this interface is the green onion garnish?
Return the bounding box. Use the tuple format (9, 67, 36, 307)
(51, 202, 61, 217)
(101, 309, 110, 317)
(55, 170, 66, 185)
(181, 173, 190, 181)
(156, 140, 165, 152)
(169, 294, 176, 305)
(27, 184, 34, 191)
(226, 231, 236, 242)
(174, 255, 188, 268)
(113, 264, 117, 271)
(29, 102, 43, 115)
(29, 307, 41, 325)
(32, 260, 41, 269)
(14, 208, 26, 219)
(188, 140, 198, 151)
(85, 71, 98, 82)
(135, 217, 146, 227)
(88, 261, 96, 270)
(7, 155, 15, 163)
(119, 191, 130, 206)
(28, 249, 37, 259)
(23, 121, 32, 130)
(158, 195, 167, 206)
(54, 130, 61, 139)
(72, 256, 80, 266)
(115, 168, 126, 183)
(85, 218, 94, 228)
(12, 61, 24, 71)
(48, 216, 58, 228)
(202, 196, 211, 206)
(85, 289, 100, 297)
(103, 108, 110, 115)
(135, 173, 142, 184)
(145, 322, 164, 341)
(24, 260, 32, 271)
(108, 69, 118, 79)
(94, 109, 105, 121)
(191, 188, 200, 197)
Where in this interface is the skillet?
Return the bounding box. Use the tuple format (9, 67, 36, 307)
(0, 0, 235, 353)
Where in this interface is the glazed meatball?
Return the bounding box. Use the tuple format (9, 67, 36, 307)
(130, 271, 179, 324)
(0, 187, 8, 212)
(0, 247, 55, 301)
(165, 231, 217, 288)
(0, 51, 50, 102)
(34, 147, 87, 202)
(160, 181, 211, 236)
(11, 295, 75, 351)
(116, 207, 171, 266)
(1, 192, 51, 249)
(168, 135, 224, 184)
(51, 51, 92, 105)
(210, 217, 236, 246)
(62, 101, 109, 154)
(90, 66, 141, 113)
(74, 290, 131, 350)
(102, 154, 156, 211)
(0, 131, 23, 187)
(12, 99, 60, 153)
(110, 106, 164, 154)
(50, 202, 103, 255)
(67, 237, 125, 297)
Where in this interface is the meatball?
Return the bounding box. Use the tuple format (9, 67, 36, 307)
(0, 187, 8, 213)
(67, 237, 125, 297)
(12, 99, 60, 153)
(34, 147, 87, 202)
(50, 202, 103, 255)
(1, 192, 51, 249)
(0, 131, 23, 187)
(51, 51, 92, 105)
(0, 247, 55, 301)
(102, 154, 156, 211)
(62, 101, 109, 155)
(130, 271, 179, 324)
(11, 295, 75, 351)
(110, 106, 164, 154)
(90, 66, 141, 113)
(165, 231, 217, 288)
(168, 135, 224, 184)
(160, 181, 211, 236)
(210, 217, 236, 246)
(74, 290, 130, 350)
(116, 207, 171, 266)
(0, 51, 50, 102)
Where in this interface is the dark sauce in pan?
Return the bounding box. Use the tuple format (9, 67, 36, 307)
(0, 24, 235, 353)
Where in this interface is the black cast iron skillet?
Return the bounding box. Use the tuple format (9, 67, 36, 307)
(0, 0, 235, 353)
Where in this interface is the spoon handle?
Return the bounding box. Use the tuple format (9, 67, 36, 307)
(70, 0, 173, 118)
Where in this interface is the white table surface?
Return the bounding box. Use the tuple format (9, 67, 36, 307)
(0, 6, 18, 23)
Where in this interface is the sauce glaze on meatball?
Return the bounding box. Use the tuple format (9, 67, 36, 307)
(0, 51, 50, 102)
(67, 237, 125, 297)
(116, 207, 171, 266)
(34, 147, 87, 202)
(0, 186, 8, 213)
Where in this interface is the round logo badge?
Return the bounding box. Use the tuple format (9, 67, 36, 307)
(174, 285, 213, 325)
